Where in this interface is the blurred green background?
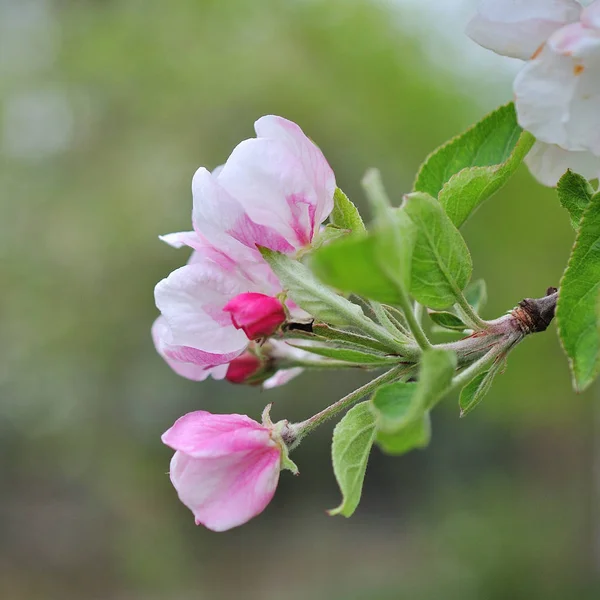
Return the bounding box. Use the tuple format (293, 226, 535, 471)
(2, 0, 598, 598)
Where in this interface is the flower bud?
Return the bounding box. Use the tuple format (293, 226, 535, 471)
(162, 411, 283, 531)
(224, 292, 286, 340)
(225, 351, 270, 385)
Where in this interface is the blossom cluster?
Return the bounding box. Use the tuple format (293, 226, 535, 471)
(150, 0, 600, 534)
(153, 116, 335, 386)
(153, 116, 335, 530)
(468, 0, 600, 185)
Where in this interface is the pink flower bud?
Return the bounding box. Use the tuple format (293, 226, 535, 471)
(162, 411, 282, 531)
(224, 292, 286, 340)
(225, 352, 264, 384)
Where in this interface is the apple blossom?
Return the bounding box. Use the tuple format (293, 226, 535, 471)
(153, 116, 336, 381)
(162, 411, 287, 531)
(467, 0, 600, 185)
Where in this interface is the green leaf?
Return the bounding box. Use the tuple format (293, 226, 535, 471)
(311, 224, 351, 250)
(329, 401, 376, 517)
(557, 193, 600, 391)
(259, 247, 364, 326)
(330, 187, 366, 233)
(310, 233, 402, 304)
(376, 207, 417, 293)
(464, 279, 487, 313)
(311, 324, 392, 353)
(376, 413, 431, 456)
(557, 170, 594, 230)
(428, 311, 467, 331)
(414, 103, 533, 227)
(372, 348, 456, 433)
(288, 342, 399, 365)
(403, 192, 473, 310)
(361, 170, 417, 293)
(459, 357, 505, 417)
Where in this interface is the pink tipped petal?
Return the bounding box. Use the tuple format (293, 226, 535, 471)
(162, 411, 275, 457)
(217, 138, 323, 248)
(192, 167, 295, 259)
(154, 262, 251, 355)
(159, 231, 203, 249)
(525, 141, 600, 186)
(151, 317, 231, 381)
(466, 0, 581, 60)
(254, 116, 336, 227)
(262, 367, 304, 389)
(515, 26, 600, 154)
(169, 447, 280, 531)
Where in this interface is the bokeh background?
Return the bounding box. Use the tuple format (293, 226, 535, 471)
(2, 0, 599, 598)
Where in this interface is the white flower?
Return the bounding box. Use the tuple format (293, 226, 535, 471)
(467, 0, 600, 185)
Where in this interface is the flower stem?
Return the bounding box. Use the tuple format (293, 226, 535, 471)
(447, 335, 518, 394)
(370, 301, 410, 341)
(396, 285, 433, 351)
(288, 364, 412, 450)
(454, 289, 489, 331)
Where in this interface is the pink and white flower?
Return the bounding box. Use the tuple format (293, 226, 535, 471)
(162, 411, 286, 531)
(467, 0, 600, 185)
(152, 116, 336, 381)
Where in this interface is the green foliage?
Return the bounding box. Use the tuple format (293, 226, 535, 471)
(375, 208, 417, 294)
(403, 192, 473, 309)
(557, 170, 594, 230)
(459, 358, 505, 417)
(414, 103, 533, 227)
(372, 349, 456, 433)
(310, 233, 402, 304)
(288, 343, 399, 365)
(310, 324, 392, 353)
(259, 247, 364, 326)
(428, 311, 467, 331)
(464, 279, 488, 313)
(329, 401, 376, 517)
(329, 187, 366, 233)
(557, 193, 600, 391)
(376, 412, 431, 456)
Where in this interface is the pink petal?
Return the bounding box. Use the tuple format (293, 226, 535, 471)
(217, 137, 324, 248)
(154, 262, 252, 355)
(466, 0, 581, 60)
(159, 230, 239, 272)
(192, 167, 295, 258)
(168, 447, 280, 531)
(162, 411, 276, 457)
(223, 293, 286, 340)
(254, 116, 336, 229)
(262, 367, 304, 389)
(151, 317, 233, 381)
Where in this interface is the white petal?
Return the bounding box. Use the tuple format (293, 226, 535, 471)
(582, 0, 600, 28)
(154, 262, 251, 354)
(525, 141, 600, 186)
(192, 167, 295, 258)
(466, 0, 581, 60)
(151, 317, 231, 381)
(254, 116, 336, 228)
(515, 23, 600, 154)
(217, 137, 321, 248)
